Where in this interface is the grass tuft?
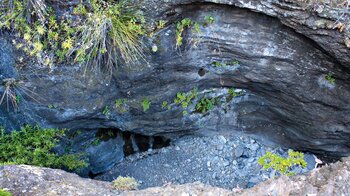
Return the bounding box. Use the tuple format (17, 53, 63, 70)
(70, 0, 146, 74)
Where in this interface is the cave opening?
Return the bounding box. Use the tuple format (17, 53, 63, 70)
(96, 128, 171, 157)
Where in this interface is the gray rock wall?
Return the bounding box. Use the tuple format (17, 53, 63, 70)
(0, 0, 349, 160)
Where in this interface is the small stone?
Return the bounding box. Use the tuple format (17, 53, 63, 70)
(235, 147, 244, 157)
(175, 146, 180, 151)
(223, 160, 230, 167)
(269, 170, 276, 178)
(207, 161, 211, 167)
(217, 145, 224, 151)
(218, 135, 227, 144)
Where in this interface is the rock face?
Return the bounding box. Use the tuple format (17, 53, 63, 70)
(0, 0, 350, 174)
(1, 157, 350, 195)
(0, 165, 119, 196)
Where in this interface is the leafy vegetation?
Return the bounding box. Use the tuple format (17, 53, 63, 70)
(141, 98, 151, 112)
(0, 189, 12, 196)
(204, 15, 215, 26)
(91, 138, 101, 146)
(174, 88, 198, 115)
(0, 125, 87, 170)
(258, 150, 307, 176)
(102, 106, 110, 116)
(175, 18, 201, 48)
(227, 87, 242, 101)
(195, 97, 216, 113)
(112, 176, 139, 191)
(0, 0, 77, 67)
(211, 59, 240, 67)
(325, 73, 335, 84)
(0, 0, 146, 72)
(115, 98, 128, 113)
(156, 20, 167, 29)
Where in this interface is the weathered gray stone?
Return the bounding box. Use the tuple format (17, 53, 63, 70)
(1, 0, 350, 163)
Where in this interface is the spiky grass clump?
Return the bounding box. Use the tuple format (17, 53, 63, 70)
(0, 78, 42, 111)
(71, 0, 146, 73)
(112, 176, 139, 191)
(0, 0, 47, 29)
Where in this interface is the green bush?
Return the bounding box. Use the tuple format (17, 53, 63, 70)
(0, 189, 12, 196)
(0, 125, 87, 170)
(258, 150, 307, 176)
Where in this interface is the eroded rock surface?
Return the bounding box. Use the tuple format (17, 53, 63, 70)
(0, 165, 119, 196)
(0, 0, 350, 175)
(1, 157, 350, 195)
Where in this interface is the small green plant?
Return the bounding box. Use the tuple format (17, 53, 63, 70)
(175, 18, 201, 48)
(156, 20, 167, 29)
(141, 98, 151, 112)
(258, 150, 307, 176)
(15, 95, 22, 104)
(176, 18, 193, 47)
(102, 106, 110, 116)
(92, 139, 101, 146)
(0, 125, 87, 170)
(174, 88, 198, 115)
(112, 176, 139, 191)
(211, 59, 239, 68)
(48, 104, 56, 109)
(227, 60, 240, 66)
(115, 98, 128, 113)
(212, 61, 223, 67)
(204, 15, 215, 26)
(325, 73, 335, 84)
(227, 88, 240, 101)
(195, 98, 216, 113)
(162, 101, 168, 109)
(0, 189, 12, 196)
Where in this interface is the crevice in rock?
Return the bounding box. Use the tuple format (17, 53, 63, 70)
(96, 128, 171, 157)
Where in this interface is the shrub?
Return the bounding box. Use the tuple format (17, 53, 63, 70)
(0, 189, 12, 196)
(112, 176, 139, 191)
(258, 150, 307, 176)
(0, 125, 87, 170)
